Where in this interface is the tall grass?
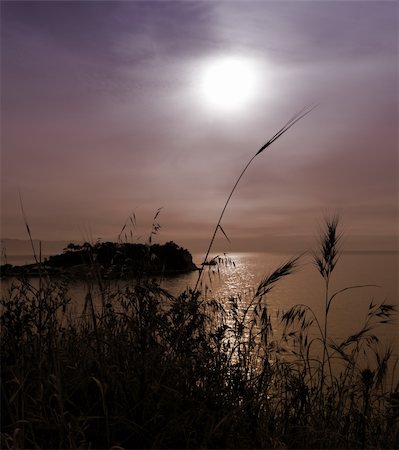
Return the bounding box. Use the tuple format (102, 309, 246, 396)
(1, 219, 398, 449)
(2, 110, 397, 448)
(194, 105, 317, 291)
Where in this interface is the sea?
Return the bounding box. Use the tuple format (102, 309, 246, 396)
(1, 251, 398, 367)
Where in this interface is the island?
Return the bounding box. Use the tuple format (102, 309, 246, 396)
(0, 241, 198, 279)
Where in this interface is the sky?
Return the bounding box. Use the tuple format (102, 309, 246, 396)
(1, 0, 398, 253)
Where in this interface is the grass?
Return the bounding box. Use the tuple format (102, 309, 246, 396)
(2, 111, 397, 448)
(194, 105, 317, 291)
(1, 219, 398, 449)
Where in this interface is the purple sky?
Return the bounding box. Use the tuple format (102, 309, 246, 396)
(1, 1, 398, 252)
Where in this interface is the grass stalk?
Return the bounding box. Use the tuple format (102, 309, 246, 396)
(194, 105, 317, 291)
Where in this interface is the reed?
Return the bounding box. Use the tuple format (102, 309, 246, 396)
(1, 219, 397, 449)
(1, 112, 396, 447)
(194, 105, 317, 291)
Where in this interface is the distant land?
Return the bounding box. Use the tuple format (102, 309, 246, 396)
(1, 238, 74, 255)
(1, 241, 197, 278)
(1, 235, 398, 266)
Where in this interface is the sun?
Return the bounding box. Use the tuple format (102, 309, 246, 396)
(200, 56, 258, 112)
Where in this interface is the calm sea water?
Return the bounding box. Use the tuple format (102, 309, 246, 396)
(2, 251, 398, 355)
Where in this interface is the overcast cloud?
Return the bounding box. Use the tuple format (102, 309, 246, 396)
(1, 1, 397, 251)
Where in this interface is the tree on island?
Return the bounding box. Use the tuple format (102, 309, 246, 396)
(46, 240, 197, 277)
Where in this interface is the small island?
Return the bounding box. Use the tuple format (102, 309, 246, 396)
(0, 241, 198, 279)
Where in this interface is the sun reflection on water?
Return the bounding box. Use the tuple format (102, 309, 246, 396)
(201, 253, 256, 300)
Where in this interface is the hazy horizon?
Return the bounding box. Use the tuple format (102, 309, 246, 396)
(1, 1, 398, 253)
(2, 233, 398, 258)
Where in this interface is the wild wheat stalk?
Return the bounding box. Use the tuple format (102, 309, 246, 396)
(313, 216, 341, 393)
(194, 105, 317, 291)
(18, 190, 38, 264)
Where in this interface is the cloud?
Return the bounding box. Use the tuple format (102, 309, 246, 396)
(1, 1, 397, 250)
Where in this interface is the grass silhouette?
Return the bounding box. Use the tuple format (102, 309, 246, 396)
(194, 105, 317, 291)
(1, 110, 397, 449)
(1, 219, 397, 449)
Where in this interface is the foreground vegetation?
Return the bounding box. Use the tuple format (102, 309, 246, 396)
(2, 115, 397, 448)
(1, 220, 398, 449)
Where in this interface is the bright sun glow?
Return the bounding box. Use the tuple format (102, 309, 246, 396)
(200, 57, 258, 112)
